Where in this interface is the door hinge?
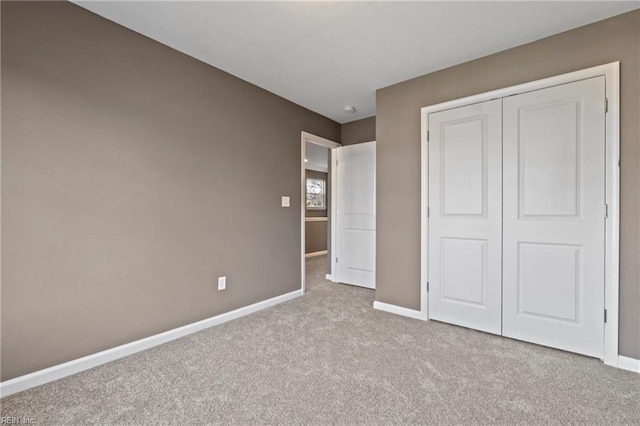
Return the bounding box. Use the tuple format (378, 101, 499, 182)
(605, 98, 608, 113)
(604, 203, 609, 219)
(427, 130, 430, 142)
(604, 309, 608, 323)
(336, 257, 339, 263)
(426, 281, 429, 292)
(427, 206, 430, 217)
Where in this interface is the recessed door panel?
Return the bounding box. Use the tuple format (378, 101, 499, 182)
(428, 99, 502, 335)
(517, 242, 581, 322)
(442, 118, 486, 216)
(347, 152, 375, 215)
(519, 100, 580, 218)
(440, 238, 486, 306)
(345, 230, 375, 272)
(503, 76, 605, 358)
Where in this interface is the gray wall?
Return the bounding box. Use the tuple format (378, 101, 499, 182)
(305, 222, 327, 254)
(1, 1, 340, 381)
(375, 10, 640, 359)
(341, 117, 376, 145)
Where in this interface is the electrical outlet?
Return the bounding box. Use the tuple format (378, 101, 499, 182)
(218, 276, 226, 291)
(281, 196, 290, 207)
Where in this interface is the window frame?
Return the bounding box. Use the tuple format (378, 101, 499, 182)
(305, 177, 326, 210)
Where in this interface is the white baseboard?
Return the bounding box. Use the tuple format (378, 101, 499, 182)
(325, 274, 334, 282)
(0, 289, 303, 398)
(373, 301, 428, 321)
(305, 250, 328, 258)
(618, 356, 640, 373)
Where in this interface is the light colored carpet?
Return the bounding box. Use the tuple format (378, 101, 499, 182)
(2, 255, 639, 425)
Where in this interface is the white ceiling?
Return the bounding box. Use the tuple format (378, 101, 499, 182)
(74, 1, 639, 123)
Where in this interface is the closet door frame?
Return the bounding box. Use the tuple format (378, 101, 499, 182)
(420, 62, 620, 367)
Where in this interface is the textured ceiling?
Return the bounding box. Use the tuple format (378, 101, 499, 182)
(74, 1, 639, 123)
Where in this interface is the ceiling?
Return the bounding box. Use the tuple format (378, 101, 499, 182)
(305, 142, 329, 173)
(74, 1, 639, 123)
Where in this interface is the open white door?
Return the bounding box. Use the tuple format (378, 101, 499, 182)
(502, 77, 606, 358)
(427, 100, 503, 334)
(336, 142, 376, 289)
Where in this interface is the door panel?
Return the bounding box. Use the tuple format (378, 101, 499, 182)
(336, 142, 376, 289)
(517, 242, 581, 322)
(502, 77, 605, 358)
(442, 118, 486, 216)
(428, 100, 502, 334)
(440, 238, 487, 306)
(518, 100, 581, 218)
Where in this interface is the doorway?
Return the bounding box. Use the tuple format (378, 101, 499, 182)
(301, 132, 340, 294)
(300, 132, 377, 293)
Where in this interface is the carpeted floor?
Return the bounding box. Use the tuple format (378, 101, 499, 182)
(2, 255, 639, 424)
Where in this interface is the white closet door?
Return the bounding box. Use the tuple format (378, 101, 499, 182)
(502, 77, 606, 358)
(428, 100, 502, 334)
(336, 142, 376, 289)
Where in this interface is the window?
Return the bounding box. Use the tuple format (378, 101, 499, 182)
(306, 177, 326, 210)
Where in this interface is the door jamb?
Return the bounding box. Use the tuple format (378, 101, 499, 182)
(301, 132, 341, 294)
(420, 62, 620, 367)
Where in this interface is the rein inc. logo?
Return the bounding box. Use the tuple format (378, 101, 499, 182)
(1, 418, 35, 424)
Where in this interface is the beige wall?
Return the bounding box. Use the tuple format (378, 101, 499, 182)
(1, 1, 340, 381)
(341, 117, 376, 145)
(376, 10, 640, 359)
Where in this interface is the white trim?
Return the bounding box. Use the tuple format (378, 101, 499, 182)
(0, 289, 302, 398)
(603, 63, 621, 368)
(617, 356, 640, 374)
(373, 301, 428, 321)
(305, 217, 328, 222)
(305, 250, 328, 258)
(301, 132, 341, 293)
(325, 274, 334, 281)
(420, 101, 430, 321)
(330, 148, 338, 283)
(420, 62, 621, 366)
(301, 131, 342, 149)
(305, 164, 328, 173)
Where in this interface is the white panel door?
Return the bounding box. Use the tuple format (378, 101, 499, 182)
(428, 100, 502, 334)
(336, 142, 376, 289)
(502, 77, 606, 358)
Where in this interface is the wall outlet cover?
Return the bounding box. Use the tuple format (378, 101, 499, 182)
(281, 196, 290, 207)
(218, 276, 226, 291)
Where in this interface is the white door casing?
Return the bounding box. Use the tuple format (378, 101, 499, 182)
(428, 100, 503, 334)
(300, 132, 341, 293)
(502, 77, 606, 358)
(336, 142, 376, 289)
